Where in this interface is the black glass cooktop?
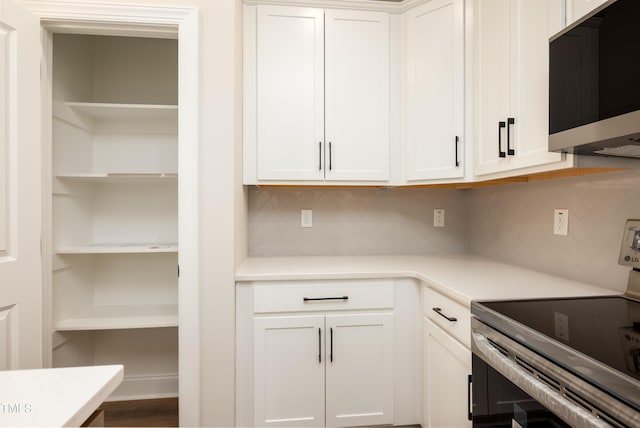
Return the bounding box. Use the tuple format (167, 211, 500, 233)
(477, 296, 640, 382)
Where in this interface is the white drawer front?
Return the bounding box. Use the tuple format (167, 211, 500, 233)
(423, 286, 470, 348)
(253, 280, 394, 314)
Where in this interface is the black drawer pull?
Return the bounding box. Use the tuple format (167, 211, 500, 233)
(467, 374, 473, 420)
(330, 327, 334, 362)
(433, 307, 457, 322)
(303, 296, 349, 302)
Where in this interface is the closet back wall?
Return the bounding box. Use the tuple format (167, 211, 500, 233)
(248, 187, 468, 256)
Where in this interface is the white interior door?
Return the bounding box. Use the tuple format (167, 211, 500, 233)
(0, 0, 42, 370)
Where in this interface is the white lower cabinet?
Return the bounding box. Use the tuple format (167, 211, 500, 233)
(325, 313, 394, 427)
(423, 318, 471, 428)
(423, 286, 472, 428)
(254, 315, 326, 427)
(237, 279, 410, 428)
(253, 312, 394, 427)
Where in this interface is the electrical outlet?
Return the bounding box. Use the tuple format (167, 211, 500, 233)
(301, 209, 313, 228)
(553, 209, 569, 236)
(434, 209, 445, 227)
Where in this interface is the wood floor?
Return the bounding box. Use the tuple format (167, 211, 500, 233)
(95, 399, 421, 427)
(98, 398, 178, 427)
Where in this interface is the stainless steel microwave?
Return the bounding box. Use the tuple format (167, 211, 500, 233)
(549, 0, 640, 160)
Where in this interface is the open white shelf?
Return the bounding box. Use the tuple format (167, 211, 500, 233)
(50, 34, 180, 400)
(65, 102, 178, 121)
(55, 243, 178, 254)
(56, 173, 178, 183)
(55, 304, 178, 331)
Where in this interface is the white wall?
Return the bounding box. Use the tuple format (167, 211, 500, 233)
(29, 0, 245, 426)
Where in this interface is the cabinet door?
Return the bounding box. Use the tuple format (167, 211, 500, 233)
(474, 0, 564, 176)
(567, 0, 607, 25)
(509, 0, 564, 171)
(473, 0, 511, 176)
(406, 0, 464, 181)
(325, 313, 394, 427)
(256, 5, 324, 181)
(423, 318, 471, 428)
(254, 315, 325, 427)
(324, 9, 389, 182)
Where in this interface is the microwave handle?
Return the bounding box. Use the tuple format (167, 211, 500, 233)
(471, 332, 611, 428)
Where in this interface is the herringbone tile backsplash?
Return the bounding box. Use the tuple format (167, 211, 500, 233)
(248, 169, 640, 292)
(248, 187, 469, 257)
(469, 169, 640, 292)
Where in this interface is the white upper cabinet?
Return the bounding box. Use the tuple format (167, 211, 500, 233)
(325, 9, 389, 182)
(566, 0, 608, 25)
(473, 0, 567, 177)
(256, 6, 325, 181)
(245, 5, 390, 184)
(405, 0, 464, 182)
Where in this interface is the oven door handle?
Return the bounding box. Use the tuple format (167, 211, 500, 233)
(471, 332, 612, 428)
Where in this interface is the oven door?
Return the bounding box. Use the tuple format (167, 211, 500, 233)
(472, 353, 569, 427)
(471, 318, 617, 428)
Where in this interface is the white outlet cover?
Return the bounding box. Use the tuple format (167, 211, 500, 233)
(301, 209, 312, 228)
(433, 209, 445, 227)
(553, 209, 569, 236)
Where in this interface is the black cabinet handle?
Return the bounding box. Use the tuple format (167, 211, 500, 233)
(455, 136, 460, 167)
(507, 117, 515, 155)
(330, 327, 334, 362)
(432, 307, 457, 322)
(318, 328, 322, 363)
(329, 142, 332, 170)
(468, 374, 473, 421)
(498, 121, 506, 158)
(319, 141, 322, 170)
(303, 296, 349, 302)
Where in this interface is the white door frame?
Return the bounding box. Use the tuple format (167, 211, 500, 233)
(20, 1, 200, 426)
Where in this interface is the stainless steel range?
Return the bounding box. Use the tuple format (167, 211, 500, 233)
(471, 220, 640, 427)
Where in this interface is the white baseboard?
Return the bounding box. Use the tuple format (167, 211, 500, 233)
(106, 373, 178, 401)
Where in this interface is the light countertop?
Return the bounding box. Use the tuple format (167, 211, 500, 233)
(236, 255, 618, 306)
(0, 364, 123, 427)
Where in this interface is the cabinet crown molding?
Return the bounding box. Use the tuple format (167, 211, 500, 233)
(243, 0, 430, 13)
